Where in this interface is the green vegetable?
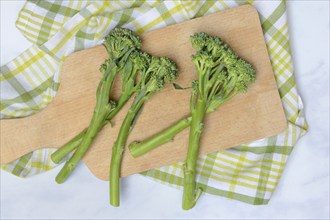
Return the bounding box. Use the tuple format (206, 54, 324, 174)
(128, 33, 256, 159)
(128, 117, 193, 158)
(128, 32, 256, 210)
(110, 56, 178, 207)
(53, 28, 143, 183)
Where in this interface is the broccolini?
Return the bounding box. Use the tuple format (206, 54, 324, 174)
(52, 28, 144, 183)
(110, 55, 178, 207)
(128, 32, 256, 210)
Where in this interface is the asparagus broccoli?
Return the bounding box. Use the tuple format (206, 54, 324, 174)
(53, 28, 144, 183)
(110, 55, 178, 207)
(128, 32, 256, 209)
(129, 33, 256, 158)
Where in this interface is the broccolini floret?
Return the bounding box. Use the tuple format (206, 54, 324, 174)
(103, 27, 141, 62)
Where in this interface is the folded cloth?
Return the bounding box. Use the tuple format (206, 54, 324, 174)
(0, 0, 307, 205)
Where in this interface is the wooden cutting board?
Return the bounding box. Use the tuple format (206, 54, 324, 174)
(0, 5, 287, 180)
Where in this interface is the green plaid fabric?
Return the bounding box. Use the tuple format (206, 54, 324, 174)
(0, 0, 307, 205)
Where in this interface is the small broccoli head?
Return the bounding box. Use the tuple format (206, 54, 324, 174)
(145, 75, 165, 93)
(204, 36, 224, 57)
(99, 58, 115, 74)
(103, 28, 141, 60)
(227, 59, 256, 93)
(191, 33, 239, 68)
(220, 46, 238, 67)
(99, 61, 108, 75)
(192, 51, 214, 71)
(190, 32, 208, 51)
(215, 70, 228, 84)
(131, 51, 151, 71)
(145, 56, 161, 73)
(140, 56, 178, 94)
(146, 56, 178, 83)
(158, 57, 178, 83)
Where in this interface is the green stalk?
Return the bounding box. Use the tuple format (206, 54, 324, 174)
(110, 98, 144, 207)
(55, 66, 117, 184)
(51, 128, 87, 164)
(56, 110, 106, 183)
(182, 97, 206, 210)
(50, 92, 131, 165)
(127, 92, 236, 159)
(128, 116, 192, 158)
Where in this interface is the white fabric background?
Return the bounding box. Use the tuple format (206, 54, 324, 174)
(1, 1, 329, 219)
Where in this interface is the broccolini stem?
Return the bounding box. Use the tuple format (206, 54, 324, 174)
(50, 91, 131, 165)
(55, 66, 117, 184)
(51, 128, 87, 164)
(128, 116, 192, 158)
(110, 100, 144, 207)
(127, 91, 239, 159)
(182, 97, 206, 210)
(55, 109, 107, 184)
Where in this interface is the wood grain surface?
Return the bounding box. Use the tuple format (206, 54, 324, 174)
(0, 5, 287, 180)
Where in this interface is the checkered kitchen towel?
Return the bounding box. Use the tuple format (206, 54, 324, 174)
(0, 0, 307, 205)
